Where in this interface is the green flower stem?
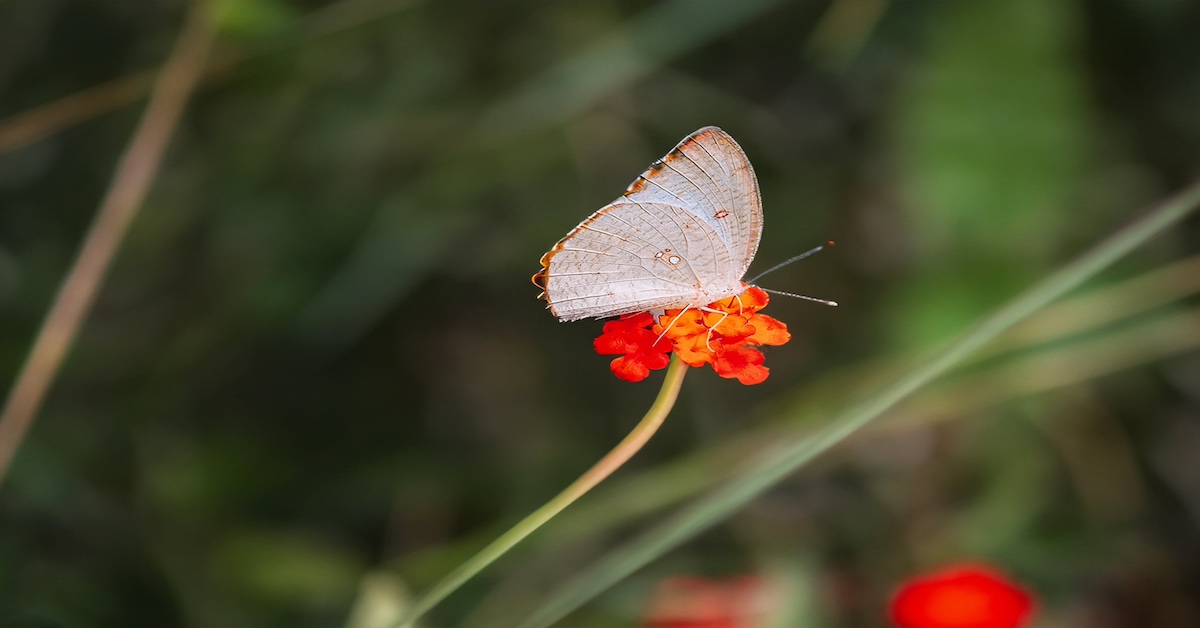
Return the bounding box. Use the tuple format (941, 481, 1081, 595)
(394, 354, 689, 627)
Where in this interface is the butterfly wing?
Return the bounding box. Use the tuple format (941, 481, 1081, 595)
(623, 126, 763, 284)
(536, 126, 762, 322)
(536, 200, 734, 321)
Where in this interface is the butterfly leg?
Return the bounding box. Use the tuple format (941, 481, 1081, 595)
(697, 306, 730, 351)
(653, 306, 693, 346)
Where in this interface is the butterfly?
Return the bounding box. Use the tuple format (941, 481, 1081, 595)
(534, 126, 763, 321)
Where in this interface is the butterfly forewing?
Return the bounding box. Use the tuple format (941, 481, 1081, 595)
(623, 127, 763, 284)
(538, 126, 763, 322)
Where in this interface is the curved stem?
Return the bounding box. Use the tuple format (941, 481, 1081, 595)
(394, 355, 689, 627)
(0, 1, 215, 490)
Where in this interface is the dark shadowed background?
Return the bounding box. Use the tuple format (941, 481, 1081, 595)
(2, 0, 1199, 626)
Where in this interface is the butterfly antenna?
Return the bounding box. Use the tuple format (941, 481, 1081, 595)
(746, 241, 834, 283)
(761, 288, 838, 307)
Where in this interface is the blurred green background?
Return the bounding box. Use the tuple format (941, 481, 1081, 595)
(2, 0, 1199, 626)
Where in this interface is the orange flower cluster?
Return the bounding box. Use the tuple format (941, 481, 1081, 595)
(889, 564, 1034, 628)
(593, 286, 790, 385)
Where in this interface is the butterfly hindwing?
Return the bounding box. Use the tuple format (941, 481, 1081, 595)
(541, 200, 733, 321)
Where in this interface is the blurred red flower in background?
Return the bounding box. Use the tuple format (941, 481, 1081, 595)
(889, 564, 1034, 628)
(594, 285, 790, 384)
(642, 575, 772, 628)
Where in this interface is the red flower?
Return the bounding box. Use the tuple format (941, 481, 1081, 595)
(592, 285, 791, 384)
(594, 312, 673, 382)
(889, 564, 1035, 628)
(642, 575, 771, 628)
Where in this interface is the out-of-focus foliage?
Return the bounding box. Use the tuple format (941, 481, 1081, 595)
(1, 0, 1199, 626)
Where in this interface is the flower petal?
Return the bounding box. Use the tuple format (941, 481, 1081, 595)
(673, 342, 715, 368)
(746, 314, 790, 346)
(594, 330, 641, 355)
(711, 347, 769, 385)
(658, 310, 708, 340)
(595, 314, 669, 355)
(740, 286, 770, 311)
(609, 355, 652, 382)
(708, 313, 755, 342)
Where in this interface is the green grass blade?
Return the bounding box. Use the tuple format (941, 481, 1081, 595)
(517, 179, 1200, 627)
